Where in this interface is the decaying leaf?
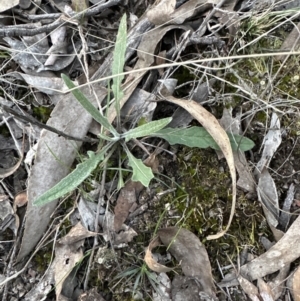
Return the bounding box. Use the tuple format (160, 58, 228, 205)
(121, 88, 156, 123)
(172, 275, 215, 301)
(114, 151, 160, 232)
(237, 274, 260, 301)
(256, 112, 282, 240)
(0, 196, 15, 233)
(279, 183, 295, 231)
(219, 108, 255, 193)
(268, 264, 290, 300)
(256, 112, 282, 173)
(53, 222, 96, 299)
(158, 227, 216, 298)
(152, 272, 172, 301)
(162, 95, 236, 240)
(240, 215, 300, 281)
(99, 208, 137, 246)
(257, 278, 275, 301)
(144, 236, 173, 273)
(14, 191, 28, 208)
(144, 227, 217, 300)
(257, 168, 279, 229)
(288, 266, 300, 301)
(0, 0, 19, 12)
(8, 72, 70, 95)
(146, 0, 176, 25)
(114, 180, 143, 232)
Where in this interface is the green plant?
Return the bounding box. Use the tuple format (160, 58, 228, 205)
(33, 14, 255, 206)
(112, 256, 162, 300)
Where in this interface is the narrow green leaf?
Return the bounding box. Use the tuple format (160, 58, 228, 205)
(112, 14, 127, 114)
(125, 149, 154, 187)
(124, 117, 172, 141)
(33, 144, 112, 206)
(61, 73, 118, 137)
(153, 126, 255, 151)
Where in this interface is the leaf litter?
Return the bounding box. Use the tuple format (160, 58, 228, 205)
(1, 0, 300, 300)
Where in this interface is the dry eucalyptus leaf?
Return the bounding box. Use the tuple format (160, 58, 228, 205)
(53, 222, 96, 299)
(98, 209, 137, 246)
(240, 215, 300, 281)
(162, 96, 237, 240)
(14, 191, 28, 208)
(144, 227, 218, 299)
(219, 108, 255, 193)
(268, 264, 290, 300)
(169, 0, 213, 24)
(121, 88, 156, 123)
(153, 272, 172, 301)
(256, 112, 281, 173)
(279, 183, 295, 231)
(23, 269, 54, 301)
(144, 236, 173, 273)
(0, 0, 19, 12)
(4, 34, 48, 71)
(45, 26, 67, 66)
(257, 168, 279, 229)
(0, 197, 14, 232)
(257, 278, 275, 301)
(58, 221, 97, 245)
(114, 180, 143, 232)
(288, 266, 300, 301)
(157, 227, 216, 299)
(172, 275, 216, 301)
(237, 275, 260, 301)
(77, 197, 102, 232)
(147, 0, 176, 25)
(9, 72, 70, 95)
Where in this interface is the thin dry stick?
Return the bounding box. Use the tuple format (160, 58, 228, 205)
(60, 50, 300, 95)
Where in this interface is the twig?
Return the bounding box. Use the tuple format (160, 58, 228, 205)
(0, 104, 98, 143)
(0, 0, 123, 37)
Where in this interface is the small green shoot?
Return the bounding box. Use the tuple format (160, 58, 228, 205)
(112, 14, 127, 130)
